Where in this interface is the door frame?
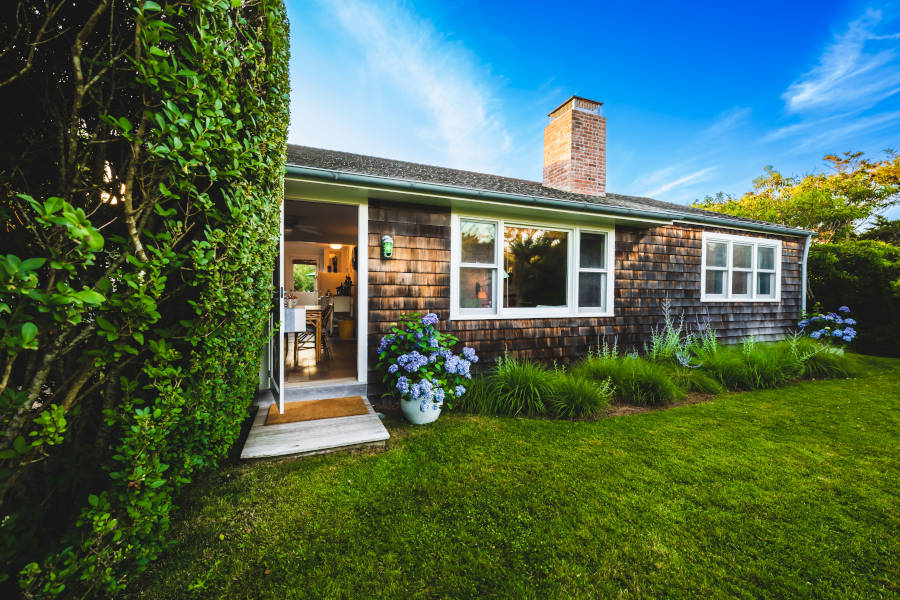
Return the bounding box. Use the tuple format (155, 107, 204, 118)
(279, 198, 368, 395)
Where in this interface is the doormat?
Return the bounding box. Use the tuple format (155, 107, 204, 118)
(265, 396, 369, 425)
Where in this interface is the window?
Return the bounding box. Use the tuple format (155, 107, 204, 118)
(292, 260, 317, 292)
(451, 216, 613, 319)
(701, 232, 781, 302)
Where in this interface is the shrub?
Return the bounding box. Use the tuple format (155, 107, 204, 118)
(453, 376, 495, 415)
(547, 371, 613, 418)
(668, 368, 726, 395)
(0, 1, 289, 596)
(574, 355, 683, 406)
(489, 355, 554, 416)
(375, 313, 476, 413)
(808, 240, 900, 356)
(790, 336, 854, 379)
(798, 305, 858, 345)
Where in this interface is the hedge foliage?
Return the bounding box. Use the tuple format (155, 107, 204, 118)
(808, 240, 900, 356)
(0, 1, 289, 597)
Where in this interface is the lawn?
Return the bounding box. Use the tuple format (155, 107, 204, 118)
(132, 355, 900, 599)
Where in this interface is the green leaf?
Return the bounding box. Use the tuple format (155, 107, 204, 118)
(143, 0, 162, 10)
(13, 435, 28, 454)
(149, 46, 168, 57)
(21, 257, 46, 271)
(75, 289, 106, 306)
(21, 322, 37, 343)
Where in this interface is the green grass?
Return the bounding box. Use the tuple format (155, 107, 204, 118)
(132, 355, 900, 599)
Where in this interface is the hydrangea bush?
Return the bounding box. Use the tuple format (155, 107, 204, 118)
(798, 305, 858, 344)
(376, 312, 477, 412)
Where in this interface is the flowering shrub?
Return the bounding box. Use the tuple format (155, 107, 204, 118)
(798, 305, 858, 344)
(376, 312, 478, 412)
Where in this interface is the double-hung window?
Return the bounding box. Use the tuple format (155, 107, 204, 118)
(701, 231, 781, 302)
(451, 215, 614, 319)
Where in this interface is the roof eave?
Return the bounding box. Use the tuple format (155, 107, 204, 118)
(285, 164, 815, 238)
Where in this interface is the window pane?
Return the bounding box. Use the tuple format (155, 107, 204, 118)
(459, 267, 495, 309)
(579, 232, 606, 268)
(757, 272, 775, 298)
(705, 270, 726, 295)
(732, 271, 751, 296)
(706, 241, 727, 267)
(503, 226, 568, 308)
(758, 246, 775, 270)
(578, 272, 606, 309)
(460, 220, 495, 264)
(733, 244, 752, 269)
(292, 262, 316, 292)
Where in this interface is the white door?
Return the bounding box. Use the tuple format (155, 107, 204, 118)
(268, 199, 286, 413)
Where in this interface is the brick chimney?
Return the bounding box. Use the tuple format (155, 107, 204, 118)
(543, 96, 606, 197)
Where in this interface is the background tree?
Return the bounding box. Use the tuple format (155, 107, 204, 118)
(694, 152, 900, 242)
(0, 1, 289, 597)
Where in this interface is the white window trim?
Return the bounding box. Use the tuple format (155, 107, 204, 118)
(700, 231, 782, 302)
(450, 213, 615, 320)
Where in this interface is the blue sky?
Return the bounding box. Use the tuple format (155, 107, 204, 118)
(286, 0, 900, 217)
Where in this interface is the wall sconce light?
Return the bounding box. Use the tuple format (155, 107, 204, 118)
(381, 235, 393, 258)
(329, 243, 342, 250)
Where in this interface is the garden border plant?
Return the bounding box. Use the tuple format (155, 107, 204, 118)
(0, 2, 289, 597)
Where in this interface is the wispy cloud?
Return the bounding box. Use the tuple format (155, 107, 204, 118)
(324, 0, 511, 171)
(642, 166, 717, 197)
(783, 9, 900, 114)
(703, 107, 751, 138)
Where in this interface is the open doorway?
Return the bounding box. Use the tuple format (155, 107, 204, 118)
(283, 200, 359, 386)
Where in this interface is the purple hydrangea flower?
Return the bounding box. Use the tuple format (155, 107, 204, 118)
(388, 363, 399, 374)
(454, 385, 466, 397)
(396, 376, 409, 395)
(433, 388, 445, 404)
(461, 346, 478, 363)
(377, 335, 393, 353)
(421, 312, 439, 326)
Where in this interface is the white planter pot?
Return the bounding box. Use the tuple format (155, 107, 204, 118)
(400, 397, 441, 425)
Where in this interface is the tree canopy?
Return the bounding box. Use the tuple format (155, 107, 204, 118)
(694, 152, 900, 242)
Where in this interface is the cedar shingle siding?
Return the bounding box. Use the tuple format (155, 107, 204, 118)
(368, 200, 802, 382)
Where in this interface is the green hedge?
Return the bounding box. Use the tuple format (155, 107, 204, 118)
(0, 1, 289, 597)
(808, 240, 900, 356)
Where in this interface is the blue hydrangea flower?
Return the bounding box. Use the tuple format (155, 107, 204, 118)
(428, 336, 438, 349)
(834, 316, 844, 324)
(824, 314, 835, 321)
(377, 335, 393, 353)
(433, 388, 445, 404)
(832, 329, 844, 337)
(843, 327, 856, 336)
(415, 331, 424, 340)
(454, 385, 466, 397)
(843, 336, 853, 342)
(396, 376, 409, 395)
(462, 346, 479, 363)
(798, 319, 809, 328)
(429, 352, 439, 363)
(388, 363, 399, 374)
(838, 305, 850, 313)
(422, 312, 439, 326)
(810, 330, 823, 340)
(439, 348, 453, 360)
(844, 318, 856, 326)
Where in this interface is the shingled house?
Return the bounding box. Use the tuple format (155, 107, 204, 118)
(263, 96, 812, 413)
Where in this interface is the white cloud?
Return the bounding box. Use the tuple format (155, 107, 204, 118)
(323, 0, 511, 172)
(643, 166, 717, 197)
(783, 9, 900, 114)
(703, 107, 751, 138)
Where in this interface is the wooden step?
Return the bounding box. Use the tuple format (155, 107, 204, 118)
(241, 392, 389, 460)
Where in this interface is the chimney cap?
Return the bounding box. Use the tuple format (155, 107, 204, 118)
(548, 95, 603, 118)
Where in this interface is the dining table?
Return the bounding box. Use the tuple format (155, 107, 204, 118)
(284, 305, 324, 363)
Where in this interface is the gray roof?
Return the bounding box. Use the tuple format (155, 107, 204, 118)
(285, 145, 811, 236)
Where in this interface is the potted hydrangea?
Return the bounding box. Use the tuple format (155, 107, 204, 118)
(798, 305, 858, 344)
(376, 312, 477, 424)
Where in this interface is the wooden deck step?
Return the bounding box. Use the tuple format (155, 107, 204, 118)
(241, 391, 389, 460)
